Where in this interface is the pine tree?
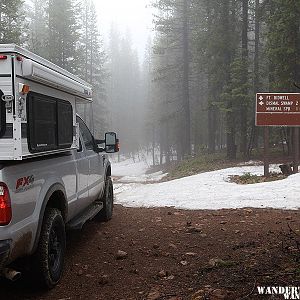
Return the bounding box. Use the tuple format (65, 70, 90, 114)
(0, 0, 25, 44)
(152, 0, 193, 160)
(107, 26, 144, 156)
(27, 0, 48, 57)
(47, 0, 80, 73)
(239, 0, 249, 156)
(267, 0, 300, 91)
(76, 0, 107, 134)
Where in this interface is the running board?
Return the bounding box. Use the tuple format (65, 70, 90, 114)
(67, 202, 103, 230)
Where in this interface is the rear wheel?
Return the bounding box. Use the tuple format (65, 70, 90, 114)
(98, 177, 114, 221)
(34, 208, 66, 289)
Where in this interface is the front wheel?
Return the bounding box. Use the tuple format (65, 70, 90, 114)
(98, 177, 114, 222)
(34, 208, 66, 289)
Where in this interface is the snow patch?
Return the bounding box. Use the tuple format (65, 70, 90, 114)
(112, 153, 167, 182)
(114, 165, 300, 210)
(119, 171, 167, 183)
(238, 160, 263, 166)
(112, 159, 150, 177)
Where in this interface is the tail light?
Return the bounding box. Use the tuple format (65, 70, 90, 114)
(0, 183, 12, 225)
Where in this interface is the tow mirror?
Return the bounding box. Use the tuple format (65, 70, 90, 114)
(105, 132, 119, 153)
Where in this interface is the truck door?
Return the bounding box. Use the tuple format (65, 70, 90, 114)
(77, 117, 104, 205)
(74, 132, 89, 213)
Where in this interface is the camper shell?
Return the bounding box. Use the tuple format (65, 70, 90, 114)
(0, 44, 92, 160)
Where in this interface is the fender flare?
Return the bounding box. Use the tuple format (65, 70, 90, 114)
(31, 183, 67, 253)
(105, 162, 111, 178)
(98, 162, 111, 200)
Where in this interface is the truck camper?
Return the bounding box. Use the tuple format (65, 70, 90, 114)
(0, 45, 119, 288)
(0, 44, 92, 160)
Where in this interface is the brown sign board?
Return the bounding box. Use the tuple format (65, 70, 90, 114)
(256, 93, 300, 126)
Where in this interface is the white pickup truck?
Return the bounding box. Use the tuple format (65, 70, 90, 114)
(0, 45, 119, 289)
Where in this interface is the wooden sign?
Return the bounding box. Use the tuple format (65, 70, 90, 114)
(256, 93, 300, 126)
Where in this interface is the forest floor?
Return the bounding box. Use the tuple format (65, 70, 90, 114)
(162, 150, 293, 182)
(1, 205, 299, 300)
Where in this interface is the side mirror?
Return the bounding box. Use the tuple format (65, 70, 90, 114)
(105, 132, 119, 153)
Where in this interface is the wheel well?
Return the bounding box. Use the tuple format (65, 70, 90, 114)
(46, 190, 67, 221)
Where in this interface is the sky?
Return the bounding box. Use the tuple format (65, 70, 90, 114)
(94, 0, 154, 61)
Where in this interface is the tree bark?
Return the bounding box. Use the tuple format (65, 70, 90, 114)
(152, 125, 155, 166)
(247, 0, 260, 158)
(182, 0, 191, 156)
(206, 1, 216, 154)
(208, 103, 216, 154)
(240, 0, 249, 157)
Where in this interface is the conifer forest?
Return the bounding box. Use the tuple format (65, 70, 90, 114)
(1, 0, 299, 163)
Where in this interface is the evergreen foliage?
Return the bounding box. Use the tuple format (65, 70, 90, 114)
(26, 0, 108, 135)
(1, 0, 300, 160)
(266, 0, 300, 91)
(149, 0, 300, 163)
(0, 0, 25, 44)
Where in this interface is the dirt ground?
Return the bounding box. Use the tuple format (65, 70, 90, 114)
(1, 205, 300, 300)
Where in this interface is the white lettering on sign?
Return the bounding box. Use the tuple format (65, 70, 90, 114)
(266, 106, 282, 111)
(266, 101, 279, 106)
(281, 101, 293, 106)
(274, 95, 290, 100)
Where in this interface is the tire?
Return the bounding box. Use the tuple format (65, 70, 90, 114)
(98, 176, 114, 222)
(34, 208, 66, 289)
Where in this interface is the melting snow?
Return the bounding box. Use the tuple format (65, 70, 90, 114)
(112, 159, 300, 210)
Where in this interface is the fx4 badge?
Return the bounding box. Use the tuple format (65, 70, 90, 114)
(16, 175, 34, 192)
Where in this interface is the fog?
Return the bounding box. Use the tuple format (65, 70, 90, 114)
(7, 0, 300, 164)
(95, 0, 153, 59)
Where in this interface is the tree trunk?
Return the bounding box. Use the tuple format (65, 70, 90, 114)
(152, 125, 155, 166)
(165, 121, 170, 165)
(227, 98, 236, 159)
(222, 0, 236, 158)
(240, 0, 249, 157)
(182, 0, 191, 156)
(247, 0, 260, 158)
(208, 103, 216, 153)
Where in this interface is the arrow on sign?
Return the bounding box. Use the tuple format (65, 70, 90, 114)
(259, 96, 264, 101)
(259, 101, 264, 106)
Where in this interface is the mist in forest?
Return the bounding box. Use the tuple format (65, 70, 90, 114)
(2, 0, 300, 165)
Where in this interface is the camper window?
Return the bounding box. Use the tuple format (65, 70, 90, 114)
(27, 92, 73, 153)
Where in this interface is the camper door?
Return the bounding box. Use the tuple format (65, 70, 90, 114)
(0, 54, 14, 137)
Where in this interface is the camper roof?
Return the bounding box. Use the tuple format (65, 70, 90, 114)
(0, 44, 92, 97)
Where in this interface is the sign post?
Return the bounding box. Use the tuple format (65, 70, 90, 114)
(256, 93, 300, 176)
(294, 128, 299, 173)
(264, 127, 269, 177)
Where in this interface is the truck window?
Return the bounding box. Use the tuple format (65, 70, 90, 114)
(77, 117, 94, 151)
(27, 92, 73, 153)
(57, 101, 73, 148)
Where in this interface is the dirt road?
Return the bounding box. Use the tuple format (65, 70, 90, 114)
(1, 205, 299, 300)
